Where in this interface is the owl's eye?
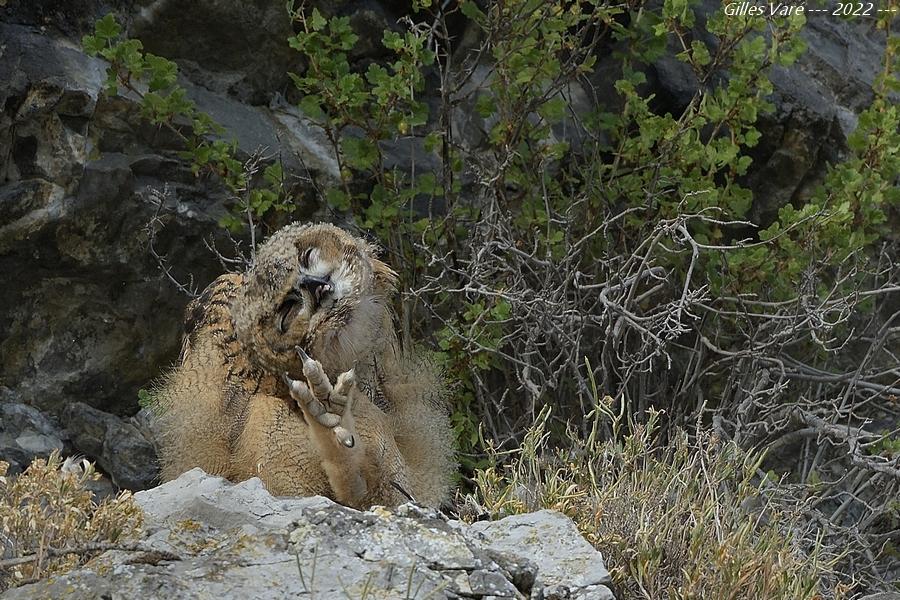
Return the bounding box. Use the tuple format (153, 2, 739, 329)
(277, 292, 304, 333)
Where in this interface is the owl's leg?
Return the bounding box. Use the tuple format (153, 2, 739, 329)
(283, 348, 368, 507)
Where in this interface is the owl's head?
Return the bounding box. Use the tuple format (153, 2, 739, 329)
(231, 222, 397, 376)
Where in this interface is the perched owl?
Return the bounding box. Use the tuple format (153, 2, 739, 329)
(154, 222, 455, 508)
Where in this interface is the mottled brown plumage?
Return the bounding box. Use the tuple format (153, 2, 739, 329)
(155, 222, 455, 508)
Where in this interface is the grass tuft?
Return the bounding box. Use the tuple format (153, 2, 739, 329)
(465, 403, 843, 600)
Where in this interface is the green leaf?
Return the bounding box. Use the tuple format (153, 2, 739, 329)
(263, 163, 284, 186)
(424, 131, 442, 153)
(415, 173, 439, 195)
(309, 8, 327, 31)
(94, 13, 121, 41)
(538, 97, 567, 123)
(326, 188, 351, 211)
(218, 213, 244, 233)
(382, 30, 403, 51)
(145, 54, 178, 92)
(341, 137, 378, 171)
(137, 388, 153, 408)
(475, 94, 496, 118)
(82, 34, 104, 56)
(299, 95, 326, 121)
(460, 1, 487, 24)
(690, 40, 711, 66)
(490, 300, 511, 320)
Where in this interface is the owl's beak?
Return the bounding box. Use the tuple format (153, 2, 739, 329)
(298, 274, 333, 306)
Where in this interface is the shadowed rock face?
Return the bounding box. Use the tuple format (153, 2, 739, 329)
(0, 23, 325, 420)
(0, 469, 615, 599)
(0, 24, 229, 418)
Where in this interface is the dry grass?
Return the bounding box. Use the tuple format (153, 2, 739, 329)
(463, 400, 846, 600)
(0, 451, 144, 590)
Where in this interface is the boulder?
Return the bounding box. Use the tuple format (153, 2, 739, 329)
(62, 401, 159, 490)
(0, 23, 234, 417)
(0, 469, 615, 600)
(130, 0, 299, 105)
(470, 511, 613, 594)
(0, 398, 69, 475)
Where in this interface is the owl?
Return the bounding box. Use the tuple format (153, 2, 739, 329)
(153, 222, 455, 508)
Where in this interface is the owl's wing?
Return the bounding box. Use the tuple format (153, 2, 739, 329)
(178, 273, 243, 365)
(157, 273, 246, 481)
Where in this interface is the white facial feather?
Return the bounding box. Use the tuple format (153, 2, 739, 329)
(302, 249, 359, 302)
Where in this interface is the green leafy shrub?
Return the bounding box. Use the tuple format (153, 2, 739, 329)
(83, 14, 291, 232)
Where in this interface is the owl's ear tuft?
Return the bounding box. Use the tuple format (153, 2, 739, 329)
(372, 258, 398, 296)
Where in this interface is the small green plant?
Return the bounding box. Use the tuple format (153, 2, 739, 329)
(137, 387, 153, 409)
(82, 14, 291, 232)
(738, 7, 899, 298)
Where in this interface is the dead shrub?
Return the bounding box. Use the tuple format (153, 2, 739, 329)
(0, 451, 143, 590)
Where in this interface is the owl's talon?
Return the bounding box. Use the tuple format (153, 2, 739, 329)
(287, 356, 358, 452)
(333, 369, 355, 396)
(334, 427, 354, 448)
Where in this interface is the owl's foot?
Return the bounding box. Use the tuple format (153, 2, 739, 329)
(283, 347, 357, 448)
(283, 347, 368, 506)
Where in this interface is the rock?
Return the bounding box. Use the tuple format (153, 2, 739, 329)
(130, 0, 300, 105)
(470, 510, 613, 597)
(82, 473, 120, 501)
(0, 0, 134, 39)
(0, 469, 616, 600)
(269, 96, 342, 183)
(0, 23, 330, 419)
(62, 402, 159, 490)
(0, 23, 233, 417)
(470, 569, 520, 596)
(0, 400, 69, 474)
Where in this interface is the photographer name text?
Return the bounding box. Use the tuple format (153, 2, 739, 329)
(724, 2, 892, 17)
(725, 2, 806, 16)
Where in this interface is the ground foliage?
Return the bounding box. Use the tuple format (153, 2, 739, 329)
(0, 453, 144, 591)
(465, 402, 835, 599)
